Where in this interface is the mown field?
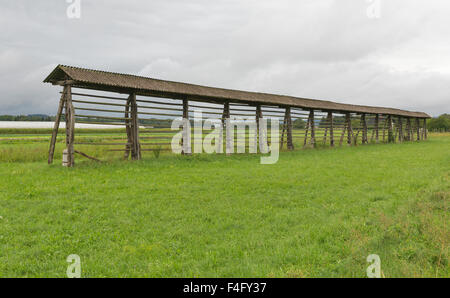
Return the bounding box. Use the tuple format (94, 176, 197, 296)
(0, 129, 448, 277)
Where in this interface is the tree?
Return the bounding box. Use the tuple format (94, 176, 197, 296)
(293, 118, 306, 129)
(427, 114, 450, 131)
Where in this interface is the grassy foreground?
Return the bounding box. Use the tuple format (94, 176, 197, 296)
(0, 134, 448, 277)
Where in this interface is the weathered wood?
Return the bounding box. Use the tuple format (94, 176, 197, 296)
(375, 114, 380, 143)
(398, 116, 403, 142)
(48, 85, 67, 164)
(382, 117, 388, 142)
(416, 118, 420, 141)
(339, 119, 347, 146)
(328, 112, 334, 147)
(387, 115, 395, 143)
(72, 99, 130, 107)
(52, 80, 75, 86)
(423, 118, 427, 140)
(130, 93, 141, 160)
(64, 85, 75, 167)
(309, 110, 316, 148)
(303, 112, 311, 147)
(124, 94, 132, 159)
(406, 118, 412, 141)
(361, 114, 368, 144)
(346, 113, 352, 146)
(224, 102, 233, 154)
(286, 107, 294, 150)
(74, 150, 101, 162)
(280, 110, 287, 149)
(182, 98, 191, 155)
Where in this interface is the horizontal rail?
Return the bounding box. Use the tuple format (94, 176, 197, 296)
(72, 99, 130, 107)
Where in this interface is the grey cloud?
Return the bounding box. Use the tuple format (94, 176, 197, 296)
(0, 0, 449, 116)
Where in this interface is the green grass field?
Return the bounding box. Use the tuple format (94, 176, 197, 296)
(0, 130, 448, 277)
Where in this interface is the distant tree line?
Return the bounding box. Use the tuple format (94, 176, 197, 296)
(427, 114, 450, 131)
(0, 114, 55, 121)
(2, 113, 448, 131)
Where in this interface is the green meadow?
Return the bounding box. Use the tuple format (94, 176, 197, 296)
(0, 129, 448, 277)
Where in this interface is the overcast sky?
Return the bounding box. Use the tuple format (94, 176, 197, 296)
(1, 0, 449, 116)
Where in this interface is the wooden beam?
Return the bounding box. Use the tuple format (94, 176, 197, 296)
(130, 93, 141, 160)
(280, 109, 287, 150)
(182, 98, 191, 155)
(361, 113, 368, 144)
(388, 115, 395, 143)
(375, 114, 379, 143)
(346, 113, 352, 146)
(398, 116, 403, 142)
(74, 150, 101, 162)
(65, 85, 75, 167)
(416, 118, 420, 141)
(328, 112, 334, 147)
(310, 110, 316, 147)
(124, 94, 132, 160)
(423, 118, 427, 140)
(52, 80, 75, 86)
(286, 107, 294, 150)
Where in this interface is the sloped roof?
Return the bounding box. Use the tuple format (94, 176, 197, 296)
(44, 65, 430, 118)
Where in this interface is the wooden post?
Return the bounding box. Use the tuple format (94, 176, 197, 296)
(423, 118, 427, 140)
(398, 116, 403, 142)
(303, 110, 316, 148)
(329, 112, 334, 147)
(382, 117, 387, 142)
(286, 107, 294, 150)
(406, 118, 412, 141)
(387, 115, 394, 143)
(375, 114, 379, 143)
(48, 85, 67, 164)
(416, 118, 420, 141)
(346, 113, 352, 146)
(339, 116, 347, 146)
(182, 98, 191, 154)
(361, 113, 368, 144)
(280, 109, 287, 149)
(124, 95, 132, 160)
(222, 102, 230, 154)
(65, 84, 75, 167)
(130, 93, 141, 160)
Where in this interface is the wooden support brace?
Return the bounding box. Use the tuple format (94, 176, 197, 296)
(48, 85, 67, 164)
